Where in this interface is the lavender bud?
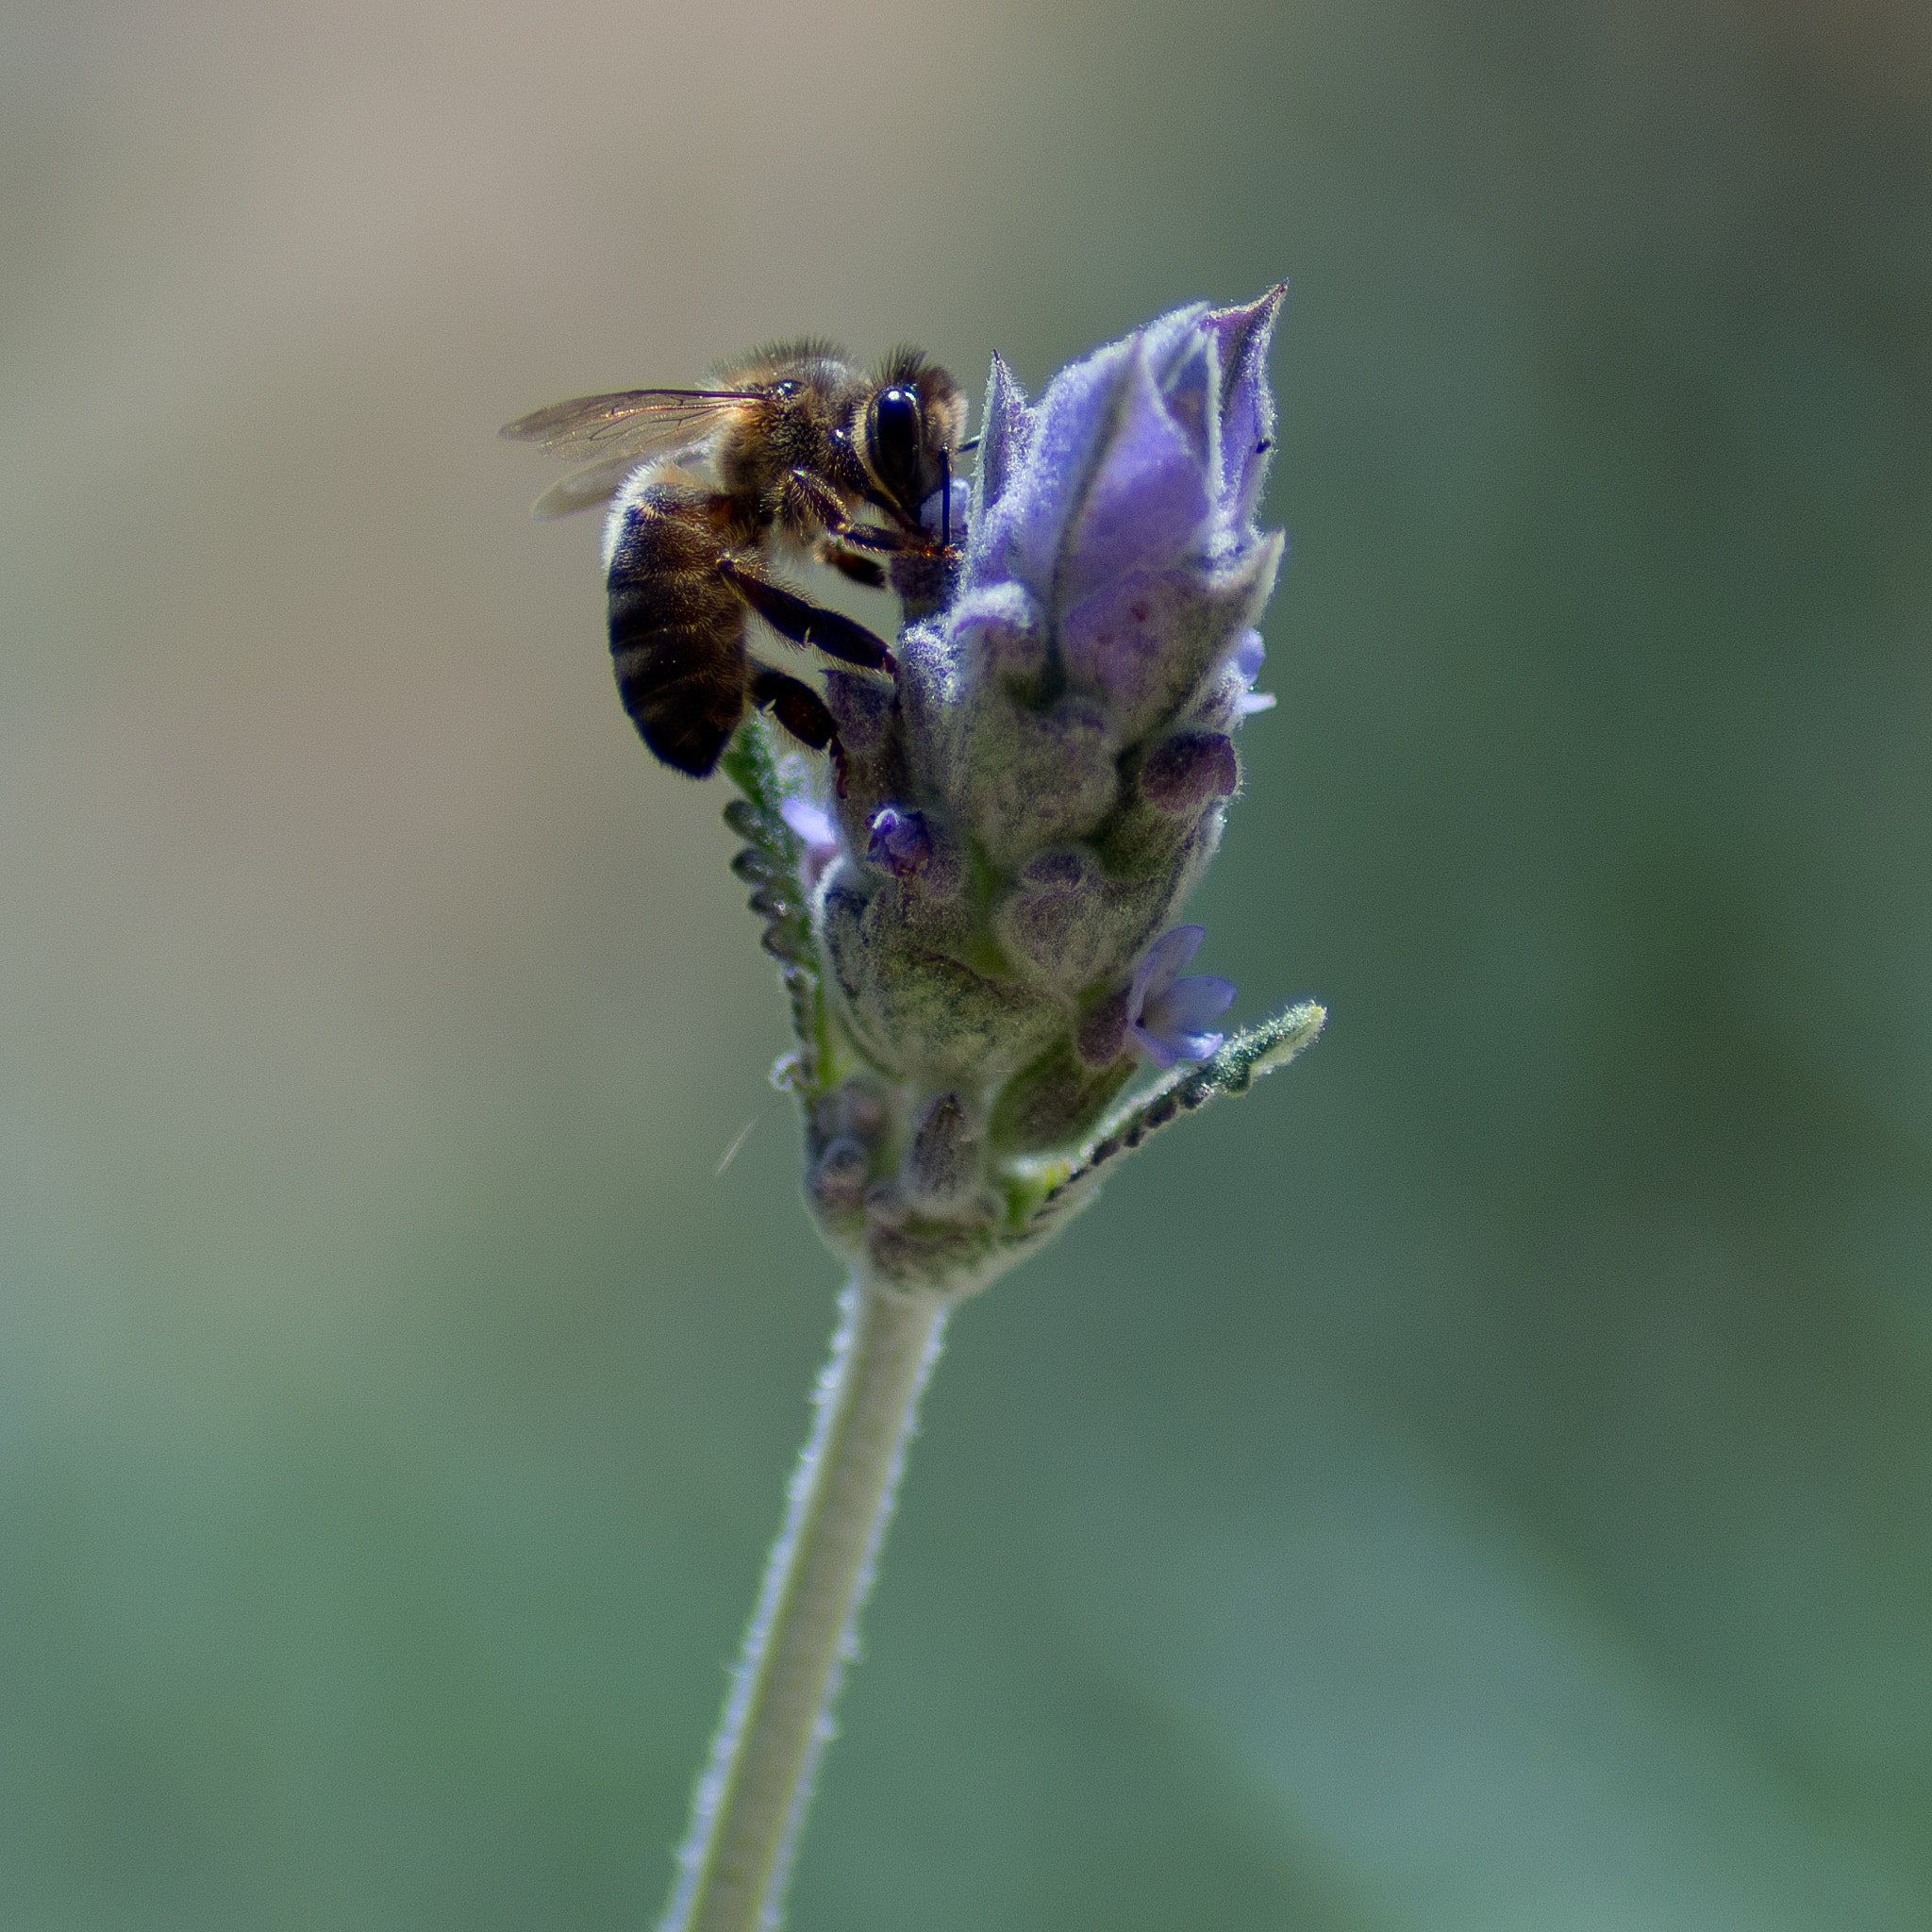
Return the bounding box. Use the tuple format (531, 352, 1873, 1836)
(1075, 990, 1130, 1068)
(808, 1136, 872, 1216)
(867, 806, 932, 878)
(1141, 731, 1239, 813)
(904, 1091, 985, 1207)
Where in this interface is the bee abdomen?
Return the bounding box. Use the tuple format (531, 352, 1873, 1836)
(605, 482, 748, 779)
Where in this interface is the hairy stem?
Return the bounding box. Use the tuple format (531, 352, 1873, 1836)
(661, 1276, 950, 1932)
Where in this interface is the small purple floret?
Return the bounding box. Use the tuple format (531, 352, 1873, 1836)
(867, 806, 932, 878)
(781, 795, 841, 890)
(781, 797, 835, 850)
(1126, 925, 1237, 1068)
(1232, 627, 1275, 715)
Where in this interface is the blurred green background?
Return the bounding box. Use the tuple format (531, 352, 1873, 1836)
(3, 0, 1929, 1925)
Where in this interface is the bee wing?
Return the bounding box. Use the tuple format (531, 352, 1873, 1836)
(528, 452, 656, 521)
(498, 389, 749, 463)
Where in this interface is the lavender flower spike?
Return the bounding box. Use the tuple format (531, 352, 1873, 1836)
(723, 288, 1323, 1295)
(669, 297, 1326, 1932)
(1128, 925, 1237, 1067)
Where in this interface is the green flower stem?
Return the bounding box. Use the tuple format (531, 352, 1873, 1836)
(662, 1275, 950, 1932)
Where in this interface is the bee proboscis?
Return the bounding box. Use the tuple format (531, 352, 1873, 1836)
(502, 341, 967, 780)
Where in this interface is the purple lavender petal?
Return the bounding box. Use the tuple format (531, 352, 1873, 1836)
(1204, 285, 1285, 526)
(1059, 341, 1213, 609)
(1059, 568, 1197, 718)
(780, 797, 837, 853)
(1151, 973, 1237, 1036)
(995, 337, 1139, 602)
(1229, 626, 1275, 716)
(1170, 1027, 1226, 1061)
(1131, 924, 1207, 1008)
(1155, 327, 1218, 475)
(1138, 302, 1210, 370)
(1124, 927, 1231, 1065)
(1127, 1020, 1182, 1069)
(975, 353, 1032, 515)
(952, 580, 1047, 681)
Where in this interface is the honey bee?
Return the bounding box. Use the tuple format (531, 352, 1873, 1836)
(501, 341, 967, 779)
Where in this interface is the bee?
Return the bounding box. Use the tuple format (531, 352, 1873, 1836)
(501, 341, 967, 780)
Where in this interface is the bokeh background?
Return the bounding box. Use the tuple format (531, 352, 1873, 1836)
(3, 0, 1929, 1925)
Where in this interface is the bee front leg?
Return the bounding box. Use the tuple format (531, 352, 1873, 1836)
(719, 559, 896, 675)
(780, 468, 924, 556)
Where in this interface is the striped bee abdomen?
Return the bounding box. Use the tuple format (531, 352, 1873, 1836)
(604, 479, 750, 778)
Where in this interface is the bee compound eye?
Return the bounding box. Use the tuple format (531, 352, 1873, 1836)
(872, 387, 923, 503)
(875, 387, 920, 441)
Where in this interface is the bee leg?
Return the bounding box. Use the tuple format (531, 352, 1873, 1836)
(781, 468, 924, 555)
(719, 559, 896, 675)
(820, 542, 889, 590)
(816, 511, 921, 555)
(748, 663, 851, 795)
(820, 517, 923, 555)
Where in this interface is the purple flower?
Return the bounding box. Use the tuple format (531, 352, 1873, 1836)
(780, 794, 840, 891)
(1127, 925, 1236, 1068)
(1232, 627, 1275, 715)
